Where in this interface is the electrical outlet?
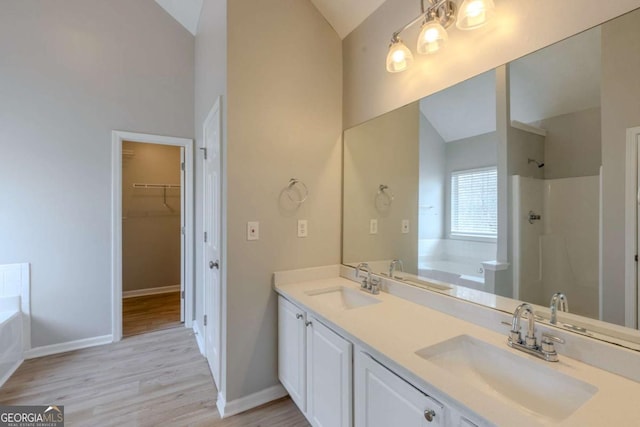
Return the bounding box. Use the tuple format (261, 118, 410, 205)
(401, 219, 409, 234)
(247, 221, 259, 240)
(297, 219, 308, 238)
(370, 219, 378, 234)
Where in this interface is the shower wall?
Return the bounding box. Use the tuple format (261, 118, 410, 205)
(512, 175, 600, 317)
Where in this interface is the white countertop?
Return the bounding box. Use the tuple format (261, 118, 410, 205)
(274, 269, 640, 426)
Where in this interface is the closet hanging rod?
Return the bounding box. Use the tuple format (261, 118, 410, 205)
(132, 183, 181, 189)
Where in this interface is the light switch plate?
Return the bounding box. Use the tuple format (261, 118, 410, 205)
(247, 221, 259, 240)
(370, 219, 378, 234)
(297, 219, 308, 238)
(401, 219, 409, 234)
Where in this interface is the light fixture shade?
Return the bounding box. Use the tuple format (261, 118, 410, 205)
(456, 0, 495, 30)
(386, 39, 414, 73)
(416, 20, 448, 54)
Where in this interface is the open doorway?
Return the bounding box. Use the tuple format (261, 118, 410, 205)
(121, 141, 182, 336)
(112, 131, 194, 342)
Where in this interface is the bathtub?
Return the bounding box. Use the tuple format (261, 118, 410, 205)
(0, 296, 23, 387)
(419, 261, 486, 291)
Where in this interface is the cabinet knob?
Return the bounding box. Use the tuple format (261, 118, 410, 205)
(305, 320, 313, 327)
(296, 313, 303, 320)
(424, 409, 436, 422)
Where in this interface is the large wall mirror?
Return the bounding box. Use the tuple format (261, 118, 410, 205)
(343, 8, 640, 350)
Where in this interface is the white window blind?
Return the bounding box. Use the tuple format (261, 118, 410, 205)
(450, 167, 497, 239)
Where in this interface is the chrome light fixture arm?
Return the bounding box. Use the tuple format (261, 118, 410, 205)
(391, 0, 455, 41)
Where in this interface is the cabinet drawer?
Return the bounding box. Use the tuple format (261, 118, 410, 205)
(355, 351, 445, 427)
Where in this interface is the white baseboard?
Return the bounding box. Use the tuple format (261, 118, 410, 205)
(24, 334, 113, 359)
(193, 321, 205, 356)
(123, 285, 180, 299)
(217, 384, 288, 418)
(0, 359, 23, 388)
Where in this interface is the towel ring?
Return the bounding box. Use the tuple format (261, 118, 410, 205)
(286, 178, 308, 205)
(376, 184, 394, 208)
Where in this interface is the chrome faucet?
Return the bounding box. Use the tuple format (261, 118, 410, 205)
(389, 259, 404, 279)
(550, 292, 569, 324)
(509, 303, 537, 348)
(355, 262, 380, 295)
(507, 303, 564, 362)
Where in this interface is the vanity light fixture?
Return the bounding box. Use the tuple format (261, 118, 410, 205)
(386, 0, 495, 73)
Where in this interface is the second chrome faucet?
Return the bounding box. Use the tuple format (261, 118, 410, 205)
(355, 262, 380, 295)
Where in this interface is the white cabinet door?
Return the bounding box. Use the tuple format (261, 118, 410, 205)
(355, 351, 445, 427)
(278, 296, 307, 412)
(306, 317, 353, 427)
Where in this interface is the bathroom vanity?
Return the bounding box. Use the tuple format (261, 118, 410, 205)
(275, 265, 640, 427)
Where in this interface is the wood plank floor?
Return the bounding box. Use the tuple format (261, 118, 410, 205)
(0, 327, 309, 427)
(123, 292, 182, 337)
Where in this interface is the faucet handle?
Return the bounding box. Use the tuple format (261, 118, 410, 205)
(541, 333, 564, 355)
(541, 333, 565, 344)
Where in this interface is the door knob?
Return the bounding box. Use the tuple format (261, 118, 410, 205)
(209, 260, 219, 269)
(424, 409, 436, 422)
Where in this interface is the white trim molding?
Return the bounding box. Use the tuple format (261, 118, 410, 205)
(216, 384, 288, 418)
(625, 127, 640, 329)
(111, 131, 195, 342)
(0, 360, 23, 388)
(122, 285, 181, 299)
(193, 320, 205, 356)
(25, 335, 113, 359)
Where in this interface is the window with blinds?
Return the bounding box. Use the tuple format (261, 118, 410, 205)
(450, 167, 497, 240)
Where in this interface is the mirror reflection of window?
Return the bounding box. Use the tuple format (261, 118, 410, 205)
(450, 167, 497, 241)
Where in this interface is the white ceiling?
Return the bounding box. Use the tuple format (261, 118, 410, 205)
(155, 0, 203, 36)
(420, 26, 601, 142)
(310, 0, 386, 39)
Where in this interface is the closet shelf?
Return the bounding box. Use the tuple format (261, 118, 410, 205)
(132, 183, 180, 189)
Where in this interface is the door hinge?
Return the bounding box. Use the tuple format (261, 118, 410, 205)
(181, 227, 185, 235)
(204, 315, 208, 326)
(200, 147, 207, 159)
(636, 254, 638, 262)
(181, 161, 185, 171)
(204, 231, 208, 242)
(181, 290, 184, 299)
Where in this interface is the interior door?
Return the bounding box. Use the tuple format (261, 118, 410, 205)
(203, 98, 222, 386)
(180, 147, 185, 323)
(637, 137, 640, 328)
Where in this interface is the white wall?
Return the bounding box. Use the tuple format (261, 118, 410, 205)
(343, 0, 640, 128)
(225, 0, 342, 402)
(0, 0, 194, 348)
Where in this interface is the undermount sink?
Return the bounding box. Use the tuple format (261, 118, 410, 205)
(305, 286, 381, 310)
(415, 335, 597, 422)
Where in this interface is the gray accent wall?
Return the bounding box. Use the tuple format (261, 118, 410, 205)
(343, 102, 419, 273)
(534, 107, 602, 179)
(0, 0, 194, 348)
(601, 8, 640, 325)
(224, 0, 342, 402)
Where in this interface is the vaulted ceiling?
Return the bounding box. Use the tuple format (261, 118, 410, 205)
(420, 26, 601, 142)
(154, 0, 383, 39)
